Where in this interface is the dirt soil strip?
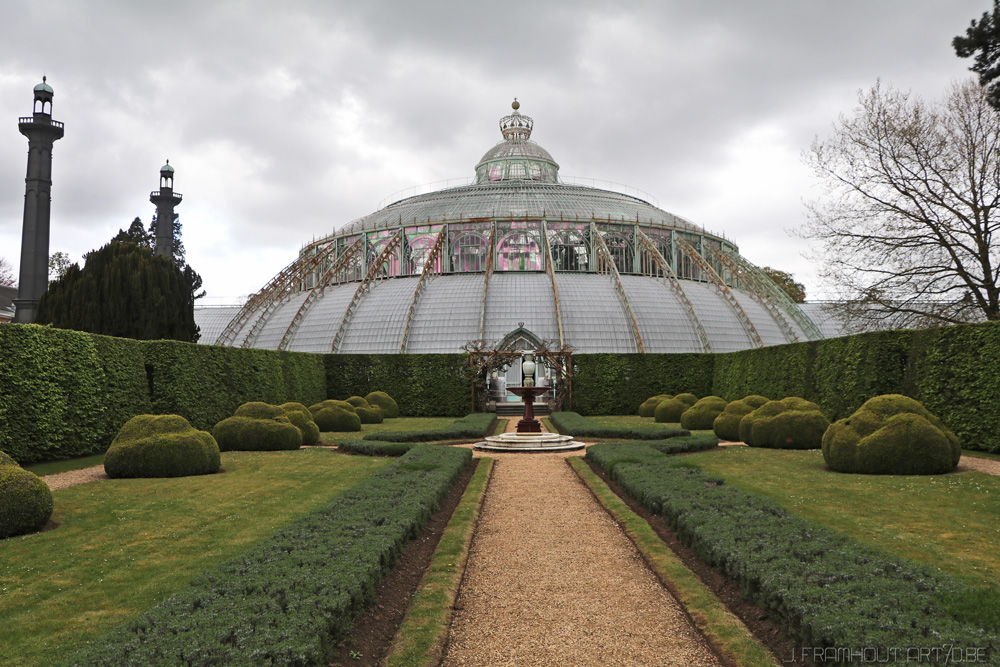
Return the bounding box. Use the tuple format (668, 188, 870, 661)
(440, 448, 723, 667)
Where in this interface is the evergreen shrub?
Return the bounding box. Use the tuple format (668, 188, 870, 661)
(345, 396, 370, 408)
(104, 415, 221, 478)
(549, 412, 689, 440)
(338, 440, 415, 457)
(212, 410, 303, 452)
(0, 454, 54, 538)
(654, 394, 698, 423)
(63, 445, 471, 666)
(355, 406, 384, 424)
(364, 391, 400, 418)
(278, 402, 321, 446)
(310, 399, 356, 415)
(712, 395, 769, 441)
(638, 394, 671, 418)
(739, 397, 829, 449)
(822, 395, 961, 474)
(314, 407, 361, 432)
(680, 396, 728, 430)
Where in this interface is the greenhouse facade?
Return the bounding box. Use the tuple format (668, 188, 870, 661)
(197, 101, 829, 356)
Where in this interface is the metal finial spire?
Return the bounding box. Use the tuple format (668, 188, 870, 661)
(500, 99, 532, 141)
(512, 98, 519, 110)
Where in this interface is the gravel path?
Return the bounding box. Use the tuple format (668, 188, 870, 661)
(957, 454, 1000, 476)
(39, 465, 107, 491)
(443, 440, 722, 665)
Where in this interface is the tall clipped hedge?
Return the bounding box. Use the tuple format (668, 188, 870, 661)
(713, 322, 1000, 453)
(144, 341, 327, 431)
(570, 353, 713, 415)
(0, 324, 151, 464)
(325, 354, 470, 417)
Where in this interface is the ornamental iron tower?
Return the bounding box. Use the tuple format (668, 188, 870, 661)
(13, 77, 64, 324)
(150, 160, 182, 258)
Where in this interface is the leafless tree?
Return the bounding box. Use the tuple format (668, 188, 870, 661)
(803, 78, 1000, 330)
(0, 257, 15, 288)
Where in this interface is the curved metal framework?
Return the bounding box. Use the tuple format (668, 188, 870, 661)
(674, 236, 765, 348)
(214, 244, 337, 347)
(541, 223, 566, 347)
(276, 237, 364, 351)
(705, 246, 800, 344)
(477, 222, 497, 340)
(397, 228, 447, 353)
(636, 229, 713, 353)
(330, 231, 403, 353)
(590, 223, 645, 353)
(723, 250, 824, 341)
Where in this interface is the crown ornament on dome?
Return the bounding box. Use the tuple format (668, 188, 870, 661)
(500, 98, 533, 141)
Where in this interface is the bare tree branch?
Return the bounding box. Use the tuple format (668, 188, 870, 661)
(802, 79, 1000, 327)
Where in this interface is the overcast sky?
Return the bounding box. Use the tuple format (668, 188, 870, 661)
(0, 1, 988, 302)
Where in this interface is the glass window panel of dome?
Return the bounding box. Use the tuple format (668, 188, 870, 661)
(547, 227, 589, 272)
(508, 162, 526, 179)
(489, 164, 503, 181)
(496, 229, 541, 272)
(529, 163, 543, 180)
(450, 231, 488, 273)
(619, 276, 702, 353)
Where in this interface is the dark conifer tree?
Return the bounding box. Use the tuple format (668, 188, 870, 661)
(36, 241, 199, 342)
(954, 0, 1000, 109)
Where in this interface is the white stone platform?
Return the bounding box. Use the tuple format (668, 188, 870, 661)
(474, 431, 585, 452)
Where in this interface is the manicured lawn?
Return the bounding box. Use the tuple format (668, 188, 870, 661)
(0, 449, 388, 667)
(24, 454, 106, 476)
(684, 446, 1000, 590)
(587, 414, 673, 429)
(319, 416, 464, 444)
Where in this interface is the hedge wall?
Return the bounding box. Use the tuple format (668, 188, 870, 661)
(569, 353, 714, 416)
(325, 354, 471, 417)
(0, 325, 151, 464)
(712, 322, 1000, 453)
(0, 325, 327, 463)
(144, 341, 327, 431)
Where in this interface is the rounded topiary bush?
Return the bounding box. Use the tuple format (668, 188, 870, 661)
(822, 394, 961, 475)
(345, 396, 370, 409)
(0, 455, 53, 539)
(364, 391, 400, 418)
(234, 401, 285, 420)
(278, 402, 321, 446)
(105, 415, 221, 478)
(680, 396, 728, 430)
(314, 407, 362, 432)
(309, 400, 356, 416)
(739, 397, 828, 449)
(654, 394, 698, 423)
(712, 395, 770, 441)
(638, 394, 671, 418)
(355, 405, 384, 424)
(212, 412, 302, 452)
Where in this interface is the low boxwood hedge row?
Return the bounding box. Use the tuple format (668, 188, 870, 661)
(550, 412, 689, 440)
(63, 445, 472, 667)
(338, 440, 416, 457)
(363, 413, 496, 442)
(585, 444, 1000, 658)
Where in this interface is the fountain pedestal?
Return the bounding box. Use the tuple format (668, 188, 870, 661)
(507, 385, 550, 433)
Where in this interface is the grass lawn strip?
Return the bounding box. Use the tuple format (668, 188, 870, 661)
(568, 457, 778, 667)
(0, 449, 388, 667)
(320, 417, 460, 444)
(384, 457, 494, 667)
(60, 445, 471, 667)
(24, 453, 106, 476)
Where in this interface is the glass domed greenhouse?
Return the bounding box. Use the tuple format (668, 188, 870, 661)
(196, 101, 828, 357)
